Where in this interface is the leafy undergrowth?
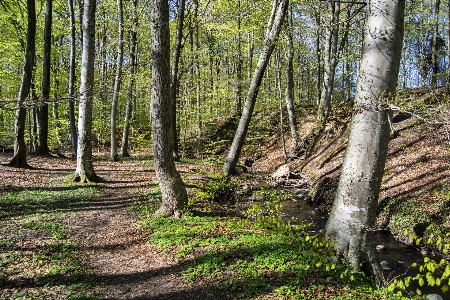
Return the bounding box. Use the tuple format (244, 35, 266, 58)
(131, 181, 401, 300)
(0, 185, 100, 299)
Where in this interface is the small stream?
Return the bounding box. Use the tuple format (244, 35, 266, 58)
(279, 191, 446, 298)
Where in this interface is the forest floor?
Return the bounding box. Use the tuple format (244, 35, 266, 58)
(0, 154, 221, 299)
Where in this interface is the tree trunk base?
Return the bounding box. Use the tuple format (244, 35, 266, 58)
(121, 151, 131, 158)
(36, 146, 51, 157)
(8, 156, 30, 168)
(110, 154, 121, 162)
(152, 205, 181, 218)
(67, 172, 103, 183)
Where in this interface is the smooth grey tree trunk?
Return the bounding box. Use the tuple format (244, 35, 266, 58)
(223, 0, 289, 174)
(170, 0, 185, 161)
(36, 0, 52, 156)
(68, 0, 77, 157)
(73, 0, 100, 183)
(121, 0, 138, 157)
(325, 0, 405, 285)
(9, 0, 36, 168)
(285, 7, 299, 151)
(276, 52, 287, 163)
(110, 0, 124, 162)
(151, 0, 188, 218)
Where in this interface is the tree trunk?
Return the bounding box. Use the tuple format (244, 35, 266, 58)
(325, 0, 405, 285)
(72, 0, 100, 183)
(68, 0, 77, 157)
(285, 7, 299, 152)
(432, 0, 440, 86)
(121, 0, 138, 158)
(9, 0, 36, 168)
(194, 0, 202, 157)
(318, 1, 340, 124)
(110, 0, 124, 162)
(151, 0, 188, 218)
(223, 0, 289, 174)
(170, 0, 185, 161)
(276, 52, 287, 163)
(36, 0, 52, 156)
(235, 0, 243, 116)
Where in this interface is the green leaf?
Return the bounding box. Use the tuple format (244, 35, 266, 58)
(441, 285, 449, 293)
(419, 277, 425, 286)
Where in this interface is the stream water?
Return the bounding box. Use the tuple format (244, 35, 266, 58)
(279, 191, 447, 298)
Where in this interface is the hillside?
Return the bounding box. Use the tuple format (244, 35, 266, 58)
(232, 87, 450, 252)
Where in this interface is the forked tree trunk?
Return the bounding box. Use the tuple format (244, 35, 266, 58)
(72, 0, 100, 183)
(223, 0, 289, 174)
(36, 0, 52, 156)
(151, 0, 188, 218)
(325, 0, 405, 285)
(318, 1, 340, 124)
(9, 0, 36, 168)
(121, 0, 138, 157)
(110, 0, 124, 162)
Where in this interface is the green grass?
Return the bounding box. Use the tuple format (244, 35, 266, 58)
(131, 187, 402, 299)
(0, 184, 101, 299)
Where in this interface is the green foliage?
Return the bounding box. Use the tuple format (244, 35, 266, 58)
(191, 172, 239, 205)
(388, 252, 450, 298)
(128, 188, 162, 218)
(134, 181, 397, 299)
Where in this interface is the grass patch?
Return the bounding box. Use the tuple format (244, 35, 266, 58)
(132, 186, 400, 299)
(0, 184, 101, 299)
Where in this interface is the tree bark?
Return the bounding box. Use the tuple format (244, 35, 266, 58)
(73, 0, 100, 183)
(285, 7, 299, 152)
(170, 0, 185, 161)
(68, 0, 77, 157)
(9, 0, 36, 168)
(151, 0, 188, 218)
(276, 52, 287, 163)
(110, 0, 124, 162)
(325, 0, 405, 285)
(36, 0, 52, 156)
(121, 0, 138, 157)
(431, 0, 440, 86)
(223, 0, 289, 174)
(318, 1, 340, 124)
(235, 0, 243, 116)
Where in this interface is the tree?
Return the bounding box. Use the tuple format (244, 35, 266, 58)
(110, 0, 124, 161)
(325, 0, 405, 285)
(68, 0, 77, 157)
(9, 0, 36, 168)
(72, 0, 100, 183)
(169, 0, 185, 161)
(285, 6, 299, 152)
(223, 0, 289, 174)
(121, 0, 138, 157)
(151, 0, 188, 218)
(36, 0, 52, 156)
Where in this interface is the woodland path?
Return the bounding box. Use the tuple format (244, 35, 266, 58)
(0, 153, 216, 299)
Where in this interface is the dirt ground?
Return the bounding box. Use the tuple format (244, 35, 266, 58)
(0, 153, 218, 299)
